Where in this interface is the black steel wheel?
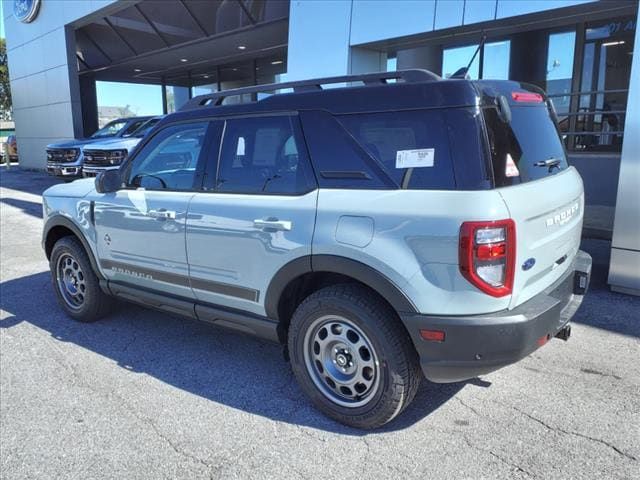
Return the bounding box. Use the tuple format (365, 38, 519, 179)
(288, 284, 421, 429)
(50, 236, 112, 322)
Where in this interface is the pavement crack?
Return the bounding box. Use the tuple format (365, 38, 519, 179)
(488, 449, 536, 478)
(454, 396, 484, 418)
(461, 436, 536, 478)
(510, 405, 637, 462)
(580, 368, 623, 381)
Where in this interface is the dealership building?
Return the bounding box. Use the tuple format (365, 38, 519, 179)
(3, 0, 640, 294)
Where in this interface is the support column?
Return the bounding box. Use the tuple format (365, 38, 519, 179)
(396, 45, 443, 76)
(609, 18, 640, 296)
(78, 74, 98, 137)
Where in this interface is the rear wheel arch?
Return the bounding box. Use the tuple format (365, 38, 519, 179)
(265, 255, 418, 341)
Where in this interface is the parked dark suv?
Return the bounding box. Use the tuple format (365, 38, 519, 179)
(42, 70, 591, 429)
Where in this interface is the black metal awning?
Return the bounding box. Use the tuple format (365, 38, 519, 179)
(74, 0, 289, 87)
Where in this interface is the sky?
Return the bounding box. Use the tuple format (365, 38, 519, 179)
(1, 1, 5, 38)
(96, 81, 163, 116)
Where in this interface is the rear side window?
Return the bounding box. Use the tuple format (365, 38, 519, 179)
(216, 116, 316, 195)
(483, 105, 568, 187)
(337, 110, 456, 190)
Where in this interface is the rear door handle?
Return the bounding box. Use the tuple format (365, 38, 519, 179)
(253, 218, 292, 231)
(148, 209, 176, 220)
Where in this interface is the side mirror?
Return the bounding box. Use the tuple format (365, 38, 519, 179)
(95, 169, 122, 194)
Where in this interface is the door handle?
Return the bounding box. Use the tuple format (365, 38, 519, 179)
(147, 209, 176, 220)
(253, 218, 292, 231)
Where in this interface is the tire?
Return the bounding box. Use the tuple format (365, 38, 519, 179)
(50, 236, 112, 322)
(288, 283, 421, 429)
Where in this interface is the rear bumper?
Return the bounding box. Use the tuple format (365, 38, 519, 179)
(402, 250, 592, 383)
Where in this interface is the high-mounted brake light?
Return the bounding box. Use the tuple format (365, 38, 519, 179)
(511, 92, 543, 103)
(459, 220, 516, 297)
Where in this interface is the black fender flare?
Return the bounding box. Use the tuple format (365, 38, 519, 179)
(264, 254, 417, 320)
(43, 216, 104, 279)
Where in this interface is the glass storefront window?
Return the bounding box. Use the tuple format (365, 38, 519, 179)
(574, 16, 636, 152)
(165, 86, 190, 113)
(386, 56, 397, 72)
(442, 44, 480, 79)
(483, 41, 510, 79)
(546, 31, 576, 116)
(191, 83, 218, 98)
(442, 41, 509, 80)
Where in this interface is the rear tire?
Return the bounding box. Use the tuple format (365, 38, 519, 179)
(50, 236, 112, 322)
(288, 284, 421, 429)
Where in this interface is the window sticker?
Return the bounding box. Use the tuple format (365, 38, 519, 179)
(505, 153, 520, 177)
(395, 148, 435, 169)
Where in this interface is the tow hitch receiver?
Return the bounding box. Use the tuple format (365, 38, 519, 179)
(555, 324, 572, 341)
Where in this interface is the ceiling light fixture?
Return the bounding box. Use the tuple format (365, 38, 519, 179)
(238, 45, 246, 50)
(271, 60, 283, 65)
(602, 40, 625, 47)
(203, 75, 209, 79)
(134, 68, 142, 72)
(180, 58, 188, 62)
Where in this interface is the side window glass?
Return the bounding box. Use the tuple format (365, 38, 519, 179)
(127, 122, 208, 191)
(337, 110, 456, 190)
(216, 116, 314, 194)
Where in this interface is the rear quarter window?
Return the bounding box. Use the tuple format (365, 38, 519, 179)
(337, 110, 456, 190)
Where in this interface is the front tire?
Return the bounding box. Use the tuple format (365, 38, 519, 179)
(50, 236, 111, 322)
(288, 284, 421, 429)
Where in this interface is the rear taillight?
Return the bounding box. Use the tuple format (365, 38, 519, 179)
(459, 220, 516, 297)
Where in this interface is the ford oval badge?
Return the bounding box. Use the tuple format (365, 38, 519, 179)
(522, 258, 536, 271)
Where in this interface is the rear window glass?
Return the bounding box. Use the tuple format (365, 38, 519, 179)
(483, 105, 568, 187)
(337, 110, 455, 190)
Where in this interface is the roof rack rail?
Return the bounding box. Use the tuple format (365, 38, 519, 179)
(180, 69, 440, 111)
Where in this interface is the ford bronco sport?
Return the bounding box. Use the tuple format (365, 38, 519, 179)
(42, 70, 592, 429)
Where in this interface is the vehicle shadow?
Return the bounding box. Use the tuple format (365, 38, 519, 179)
(0, 168, 61, 196)
(0, 197, 43, 218)
(0, 271, 467, 434)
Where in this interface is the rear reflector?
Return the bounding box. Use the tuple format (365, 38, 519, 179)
(511, 91, 543, 103)
(420, 329, 446, 342)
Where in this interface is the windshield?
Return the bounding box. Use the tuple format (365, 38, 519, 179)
(122, 118, 150, 137)
(483, 105, 568, 187)
(132, 118, 161, 138)
(91, 120, 127, 139)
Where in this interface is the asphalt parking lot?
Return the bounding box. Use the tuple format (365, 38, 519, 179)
(1, 168, 638, 480)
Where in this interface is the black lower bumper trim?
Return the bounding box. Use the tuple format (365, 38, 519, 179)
(402, 250, 592, 383)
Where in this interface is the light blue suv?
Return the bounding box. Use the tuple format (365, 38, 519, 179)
(42, 71, 592, 429)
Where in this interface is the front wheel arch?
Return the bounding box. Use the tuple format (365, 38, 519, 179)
(43, 217, 103, 280)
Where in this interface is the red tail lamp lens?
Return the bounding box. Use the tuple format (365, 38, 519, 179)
(459, 219, 516, 297)
(511, 92, 543, 103)
(476, 242, 507, 260)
